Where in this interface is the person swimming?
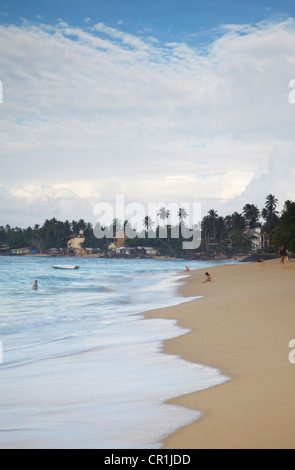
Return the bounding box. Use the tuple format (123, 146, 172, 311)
(32, 280, 38, 290)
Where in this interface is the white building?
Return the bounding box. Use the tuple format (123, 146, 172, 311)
(245, 227, 262, 251)
(67, 229, 85, 251)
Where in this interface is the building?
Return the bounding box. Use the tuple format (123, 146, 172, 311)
(47, 248, 63, 256)
(129, 246, 161, 257)
(108, 245, 160, 257)
(67, 229, 85, 251)
(0, 245, 9, 255)
(10, 247, 30, 255)
(108, 230, 128, 253)
(111, 231, 128, 249)
(115, 231, 128, 248)
(115, 246, 131, 256)
(245, 227, 262, 251)
(82, 248, 104, 255)
(141, 247, 161, 256)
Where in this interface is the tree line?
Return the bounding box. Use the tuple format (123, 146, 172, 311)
(0, 194, 294, 256)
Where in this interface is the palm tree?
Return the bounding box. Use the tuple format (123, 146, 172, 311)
(262, 194, 279, 221)
(208, 209, 219, 242)
(261, 195, 280, 246)
(178, 207, 188, 222)
(283, 200, 292, 212)
(201, 213, 217, 251)
(242, 204, 260, 229)
(157, 206, 168, 235)
(178, 207, 189, 242)
(216, 216, 228, 243)
(158, 207, 169, 224)
(157, 207, 175, 255)
(143, 216, 154, 236)
(111, 218, 122, 237)
(158, 207, 170, 235)
(224, 215, 233, 233)
(265, 194, 278, 214)
(124, 219, 137, 239)
(272, 201, 295, 252)
(224, 212, 246, 250)
(231, 212, 246, 231)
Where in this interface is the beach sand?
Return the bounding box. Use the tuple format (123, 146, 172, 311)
(145, 259, 295, 449)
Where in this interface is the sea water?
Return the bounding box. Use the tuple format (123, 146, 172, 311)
(0, 256, 233, 449)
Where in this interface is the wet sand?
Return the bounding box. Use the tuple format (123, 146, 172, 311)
(145, 259, 295, 449)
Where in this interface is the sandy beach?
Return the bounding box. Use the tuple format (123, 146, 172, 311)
(145, 259, 295, 449)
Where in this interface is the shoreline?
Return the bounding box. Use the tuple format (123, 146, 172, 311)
(144, 259, 295, 449)
(0, 253, 235, 261)
(0, 252, 282, 263)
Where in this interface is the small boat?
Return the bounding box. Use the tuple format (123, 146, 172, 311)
(52, 265, 79, 270)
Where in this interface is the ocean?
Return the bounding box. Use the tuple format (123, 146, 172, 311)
(0, 256, 233, 449)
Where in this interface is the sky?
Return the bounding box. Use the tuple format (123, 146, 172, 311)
(1, 0, 295, 228)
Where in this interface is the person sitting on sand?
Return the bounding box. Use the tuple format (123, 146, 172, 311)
(184, 266, 190, 272)
(202, 272, 211, 283)
(32, 280, 38, 290)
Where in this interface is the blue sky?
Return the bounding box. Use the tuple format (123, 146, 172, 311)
(0, 1, 295, 227)
(1, 0, 295, 45)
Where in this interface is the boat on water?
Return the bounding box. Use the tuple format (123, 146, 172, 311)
(52, 265, 79, 270)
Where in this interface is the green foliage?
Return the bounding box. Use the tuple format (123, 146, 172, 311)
(1, 194, 294, 257)
(272, 202, 295, 252)
(261, 194, 280, 244)
(242, 204, 260, 229)
(230, 230, 252, 253)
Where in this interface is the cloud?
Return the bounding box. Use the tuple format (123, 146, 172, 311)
(93, 22, 150, 51)
(0, 18, 295, 226)
(8, 181, 101, 203)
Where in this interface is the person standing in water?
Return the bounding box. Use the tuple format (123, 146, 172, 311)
(32, 280, 38, 290)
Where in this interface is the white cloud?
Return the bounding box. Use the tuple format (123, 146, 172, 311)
(0, 18, 295, 225)
(218, 170, 255, 201)
(93, 22, 150, 51)
(9, 181, 102, 203)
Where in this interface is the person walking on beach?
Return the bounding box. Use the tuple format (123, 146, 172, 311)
(32, 280, 38, 290)
(280, 246, 286, 263)
(202, 272, 211, 283)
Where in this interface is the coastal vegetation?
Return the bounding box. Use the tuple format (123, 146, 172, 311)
(0, 195, 294, 257)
